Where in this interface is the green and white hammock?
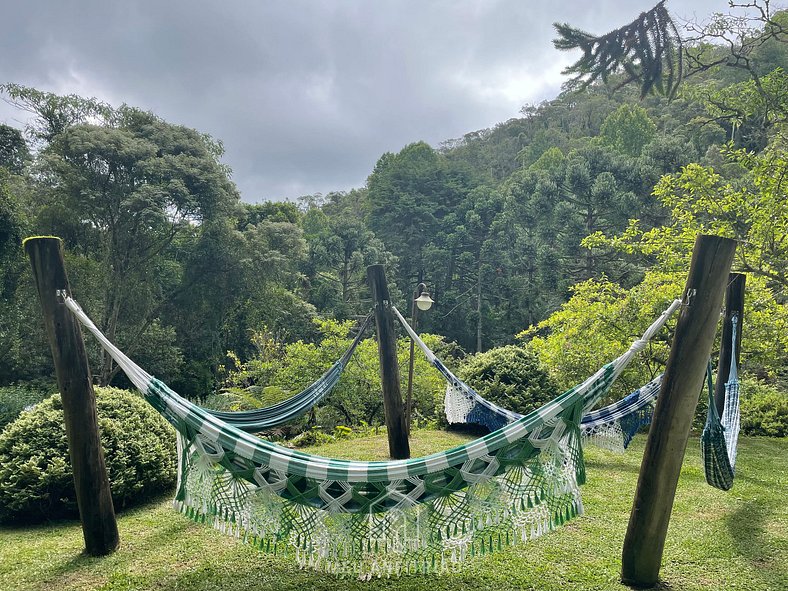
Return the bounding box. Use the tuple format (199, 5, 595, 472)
(701, 313, 742, 491)
(64, 296, 680, 576)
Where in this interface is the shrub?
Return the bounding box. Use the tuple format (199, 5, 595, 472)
(0, 383, 54, 430)
(458, 345, 558, 416)
(223, 318, 456, 429)
(0, 387, 176, 523)
(290, 426, 335, 448)
(740, 378, 788, 437)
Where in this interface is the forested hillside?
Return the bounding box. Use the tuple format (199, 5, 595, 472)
(1, 3, 786, 436)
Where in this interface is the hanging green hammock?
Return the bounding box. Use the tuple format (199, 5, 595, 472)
(63, 296, 680, 576)
(701, 313, 742, 491)
(207, 312, 372, 432)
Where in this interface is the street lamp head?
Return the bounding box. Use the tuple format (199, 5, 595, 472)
(414, 291, 434, 311)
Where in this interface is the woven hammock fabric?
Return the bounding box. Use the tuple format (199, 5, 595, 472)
(701, 314, 742, 491)
(64, 296, 679, 576)
(207, 313, 372, 432)
(393, 307, 666, 453)
(444, 374, 663, 453)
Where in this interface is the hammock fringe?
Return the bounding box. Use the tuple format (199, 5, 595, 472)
(61, 295, 680, 576)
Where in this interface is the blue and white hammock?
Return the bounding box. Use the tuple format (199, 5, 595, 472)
(207, 312, 372, 432)
(391, 308, 665, 453)
(701, 313, 742, 490)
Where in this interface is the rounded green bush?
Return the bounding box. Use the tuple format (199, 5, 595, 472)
(740, 377, 788, 437)
(0, 387, 176, 522)
(458, 345, 558, 416)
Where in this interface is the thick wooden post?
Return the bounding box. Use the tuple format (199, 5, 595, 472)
(24, 237, 119, 556)
(621, 235, 735, 588)
(714, 273, 745, 414)
(367, 265, 410, 459)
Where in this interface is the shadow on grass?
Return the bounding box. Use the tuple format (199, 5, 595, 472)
(726, 498, 786, 581)
(46, 511, 194, 581)
(0, 489, 176, 533)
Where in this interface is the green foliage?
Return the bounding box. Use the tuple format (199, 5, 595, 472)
(0, 383, 54, 429)
(521, 271, 682, 402)
(651, 146, 788, 293)
(740, 377, 788, 436)
(367, 141, 476, 291)
(687, 68, 788, 150)
(458, 345, 558, 415)
(0, 83, 114, 142)
(553, 0, 683, 98)
(289, 426, 336, 448)
(0, 124, 30, 173)
(223, 317, 456, 429)
(584, 143, 788, 380)
(600, 104, 657, 157)
(0, 387, 176, 523)
(301, 195, 396, 319)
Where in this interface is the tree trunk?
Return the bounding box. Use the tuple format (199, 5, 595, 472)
(24, 236, 120, 556)
(621, 235, 736, 587)
(367, 264, 410, 459)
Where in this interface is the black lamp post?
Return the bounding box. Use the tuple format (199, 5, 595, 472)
(406, 282, 434, 433)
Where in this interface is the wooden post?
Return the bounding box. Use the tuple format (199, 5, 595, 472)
(367, 264, 410, 459)
(621, 235, 735, 588)
(714, 273, 745, 415)
(405, 301, 417, 435)
(24, 237, 119, 556)
(405, 282, 427, 435)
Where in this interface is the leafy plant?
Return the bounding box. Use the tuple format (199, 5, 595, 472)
(289, 426, 335, 448)
(740, 377, 788, 436)
(0, 387, 176, 523)
(0, 383, 54, 430)
(458, 345, 558, 416)
(223, 316, 455, 430)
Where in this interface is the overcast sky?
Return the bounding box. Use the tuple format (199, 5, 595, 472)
(1, 0, 726, 202)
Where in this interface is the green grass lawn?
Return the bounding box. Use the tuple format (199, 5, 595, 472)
(1, 432, 786, 591)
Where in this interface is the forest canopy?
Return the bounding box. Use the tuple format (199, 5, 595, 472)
(1, 1, 786, 435)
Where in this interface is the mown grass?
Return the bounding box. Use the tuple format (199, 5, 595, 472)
(1, 432, 785, 591)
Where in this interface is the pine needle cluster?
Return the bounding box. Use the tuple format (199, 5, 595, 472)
(553, 0, 683, 99)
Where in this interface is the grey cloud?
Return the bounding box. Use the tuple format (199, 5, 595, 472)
(1, 0, 724, 201)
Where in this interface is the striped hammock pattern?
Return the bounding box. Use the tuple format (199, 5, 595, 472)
(208, 313, 372, 432)
(64, 296, 679, 576)
(393, 308, 666, 453)
(444, 374, 663, 453)
(701, 314, 742, 490)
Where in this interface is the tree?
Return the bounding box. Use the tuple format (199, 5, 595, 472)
(301, 192, 396, 319)
(222, 317, 452, 428)
(553, 0, 683, 99)
(600, 104, 657, 157)
(366, 142, 475, 293)
(0, 125, 30, 174)
(167, 207, 310, 396)
(554, 1, 787, 111)
(582, 141, 788, 380)
(2, 87, 240, 385)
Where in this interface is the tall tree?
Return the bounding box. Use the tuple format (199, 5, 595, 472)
(366, 142, 475, 294)
(0, 124, 30, 174)
(3, 87, 240, 384)
(302, 202, 396, 319)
